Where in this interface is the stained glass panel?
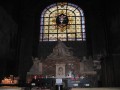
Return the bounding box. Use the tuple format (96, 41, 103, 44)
(58, 34, 66, 39)
(43, 34, 48, 39)
(82, 28, 85, 32)
(44, 29, 48, 33)
(83, 33, 86, 38)
(44, 18, 49, 22)
(76, 17, 81, 22)
(67, 6, 76, 11)
(44, 26, 48, 30)
(58, 10, 66, 15)
(67, 28, 75, 33)
(49, 18, 56, 25)
(40, 26, 43, 33)
(49, 34, 57, 38)
(82, 20, 85, 24)
(68, 17, 75, 24)
(49, 7, 57, 12)
(40, 2, 85, 41)
(82, 25, 85, 28)
(44, 21, 49, 25)
(76, 33, 82, 38)
(67, 11, 75, 16)
(44, 11, 50, 17)
(68, 34, 75, 38)
(49, 25, 56, 29)
(50, 11, 57, 17)
(74, 9, 81, 16)
(41, 18, 44, 25)
(58, 28, 66, 33)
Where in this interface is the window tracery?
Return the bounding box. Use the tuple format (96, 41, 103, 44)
(40, 2, 86, 41)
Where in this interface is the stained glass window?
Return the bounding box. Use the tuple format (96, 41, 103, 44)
(40, 2, 86, 41)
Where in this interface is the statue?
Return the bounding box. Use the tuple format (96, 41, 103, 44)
(48, 39, 73, 58)
(29, 57, 42, 74)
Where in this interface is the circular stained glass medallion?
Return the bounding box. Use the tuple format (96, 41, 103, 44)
(56, 14, 69, 27)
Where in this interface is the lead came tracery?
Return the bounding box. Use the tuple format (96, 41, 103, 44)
(40, 2, 86, 41)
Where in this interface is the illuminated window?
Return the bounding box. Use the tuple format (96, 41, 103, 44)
(40, 2, 86, 41)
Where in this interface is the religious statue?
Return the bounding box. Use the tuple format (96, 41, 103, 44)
(81, 56, 94, 72)
(29, 57, 42, 74)
(48, 39, 73, 58)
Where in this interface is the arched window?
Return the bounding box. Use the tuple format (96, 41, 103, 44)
(40, 2, 86, 41)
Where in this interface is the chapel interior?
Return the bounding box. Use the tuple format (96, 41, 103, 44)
(0, 0, 120, 89)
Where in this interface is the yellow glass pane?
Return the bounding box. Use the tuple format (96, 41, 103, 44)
(74, 9, 80, 16)
(57, 4, 67, 9)
(58, 10, 66, 15)
(49, 25, 56, 30)
(67, 6, 76, 11)
(44, 11, 50, 17)
(68, 34, 75, 38)
(49, 34, 57, 39)
(49, 7, 57, 12)
(44, 29, 48, 33)
(67, 11, 75, 16)
(76, 20, 81, 24)
(44, 18, 49, 22)
(62, 4, 67, 9)
(60, 38, 66, 41)
(69, 25, 75, 29)
(49, 18, 56, 25)
(49, 30, 55, 33)
(44, 26, 48, 30)
(76, 17, 81, 24)
(76, 18, 81, 21)
(57, 5, 62, 9)
(67, 29, 75, 33)
(68, 17, 75, 24)
(43, 34, 48, 38)
(44, 21, 49, 25)
(57, 2, 67, 8)
(76, 28, 81, 32)
(76, 33, 82, 38)
(49, 29, 57, 33)
(76, 25, 81, 29)
(57, 27, 66, 33)
(58, 34, 66, 39)
(50, 11, 58, 17)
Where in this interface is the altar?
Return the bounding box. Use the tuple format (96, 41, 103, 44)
(27, 40, 81, 77)
(27, 40, 101, 87)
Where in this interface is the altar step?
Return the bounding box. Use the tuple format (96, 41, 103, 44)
(72, 88, 120, 90)
(31, 87, 50, 90)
